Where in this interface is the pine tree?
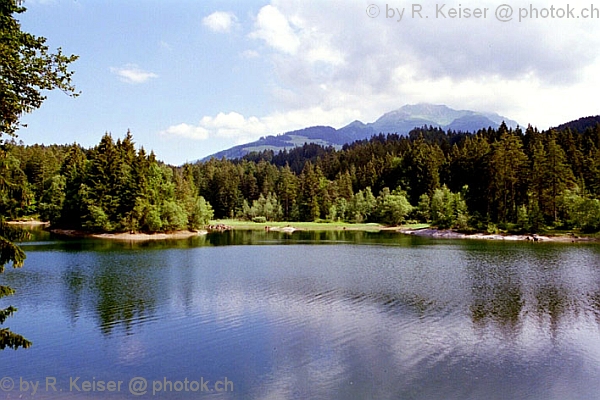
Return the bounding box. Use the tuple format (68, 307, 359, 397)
(276, 164, 298, 221)
(545, 132, 574, 222)
(529, 138, 550, 218)
(298, 162, 321, 221)
(58, 144, 87, 228)
(402, 136, 445, 201)
(115, 131, 139, 229)
(488, 132, 528, 223)
(448, 134, 491, 218)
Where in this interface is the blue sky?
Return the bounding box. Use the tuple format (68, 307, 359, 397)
(16, 0, 600, 165)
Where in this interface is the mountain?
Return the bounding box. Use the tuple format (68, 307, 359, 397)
(202, 104, 519, 160)
(552, 115, 600, 133)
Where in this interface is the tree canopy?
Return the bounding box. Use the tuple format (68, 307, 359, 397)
(5, 120, 600, 235)
(1, 0, 78, 350)
(0, 0, 79, 136)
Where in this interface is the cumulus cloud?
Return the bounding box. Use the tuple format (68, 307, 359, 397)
(202, 11, 238, 33)
(160, 107, 362, 144)
(160, 123, 209, 140)
(249, 5, 301, 54)
(165, 0, 600, 157)
(110, 64, 158, 84)
(243, 0, 600, 126)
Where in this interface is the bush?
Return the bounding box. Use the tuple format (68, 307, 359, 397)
(84, 205, 112, 232)
(143, 206, 163, 232)
(161, 201, 187, 231)
(189, 196, 214, 229)
(375, 187, 413, 226)
(430, 185, 469, 229)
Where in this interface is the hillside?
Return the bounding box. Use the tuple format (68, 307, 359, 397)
(203, 104, 519, 160)
(553, 115, 600, 133)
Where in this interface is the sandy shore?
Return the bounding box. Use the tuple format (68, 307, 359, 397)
(265, 226, 298, 233)
(400, 228, 597, 243)
(7, 220, 50, 226)
(51, 229, 208, 241)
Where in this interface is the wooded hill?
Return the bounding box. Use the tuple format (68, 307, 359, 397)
(3, 117, 600, 233)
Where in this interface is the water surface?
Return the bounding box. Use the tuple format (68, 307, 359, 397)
(3, 229, 600, 399)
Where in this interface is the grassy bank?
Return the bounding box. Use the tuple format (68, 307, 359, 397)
(210, 219, 429, 231)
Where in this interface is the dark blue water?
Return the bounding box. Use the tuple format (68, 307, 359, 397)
(2, 229, 600, 399)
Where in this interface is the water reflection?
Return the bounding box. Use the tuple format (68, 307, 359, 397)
(16, 230, 600, 339)
(463, 243, 600, 338)
(8, 230, 600, 399)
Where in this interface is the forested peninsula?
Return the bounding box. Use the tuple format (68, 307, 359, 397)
(4, 117, 600, 237)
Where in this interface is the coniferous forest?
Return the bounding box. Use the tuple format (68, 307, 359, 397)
(4, 118, 600, 234)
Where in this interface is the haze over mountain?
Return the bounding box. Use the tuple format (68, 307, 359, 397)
(203, 104, 519, 160)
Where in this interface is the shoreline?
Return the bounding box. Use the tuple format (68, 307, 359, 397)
(50, 229, 208, 241)
(7, 220, 50, 226)
(399, 228, 598, 243)
(11, 219, 599, 243)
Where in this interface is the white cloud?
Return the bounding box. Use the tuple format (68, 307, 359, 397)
(202, 11, 238, 33)
(160, 123, 209, 140)
(167, 0, 600, 159)
(110, 64, 158, 84)
(249, 5, 301, 54)
(161, 107, 362, 144)
(242, 0, 600, 130)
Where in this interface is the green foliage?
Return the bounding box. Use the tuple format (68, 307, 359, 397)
(558, 189, 600, 232)
(0, 0, 80, 351)
(0, 149, 34, 219)
(489, 132, 528, 223)
(402, 136, 445, 200)
(0, 220, 31, 350)
(516, 205, 531, 233)
(139, 203, 163, 232)
(39, 175, 66, 224)
(9, 132, 219, 233)
(3, 115, 600, 235)
(415, 193, 431, 222)
(0, 328, 31, 350)
(298, 162, 322, 221)
(84, 205, 112, 232)
(375, 187, 413, 225)
(0, 0, 79, 136)
(375, 187, 413, 226)
(348, 187, 376, 223)
(429, 185, 469, 229)
(189, 197, 214, 229)
(241, 193, 282, 222)
(160, 201, 187, 231)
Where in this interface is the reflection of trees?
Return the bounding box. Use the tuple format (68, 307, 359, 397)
(206, 229, 371, 246)
(93, 265, 158, 335)
(535, 284, 569, 334)
(470, 274, 523, 331)
(61, 268, 86, 325)
(465, 244, 600, 336)
(61, 255, 165, 335)
(465, 250, 524, 334)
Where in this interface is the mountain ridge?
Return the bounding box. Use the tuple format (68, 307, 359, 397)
(202, 104, 520, 161)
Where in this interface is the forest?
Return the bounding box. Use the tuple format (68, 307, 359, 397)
(3, 118, 600, 234)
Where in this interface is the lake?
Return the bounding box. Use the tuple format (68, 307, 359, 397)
(2, 228, 600, 399)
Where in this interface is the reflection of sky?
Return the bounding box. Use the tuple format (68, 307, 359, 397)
(5, 240, 600, 399)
